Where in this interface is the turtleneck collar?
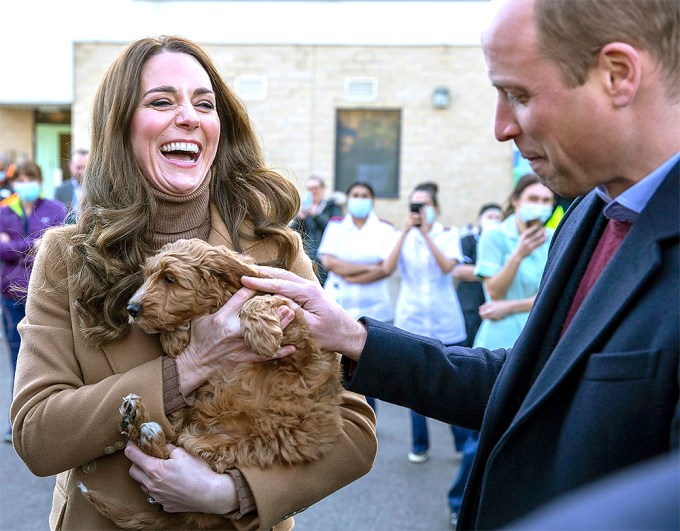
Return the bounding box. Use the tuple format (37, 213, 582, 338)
(149, 175, 212, 250)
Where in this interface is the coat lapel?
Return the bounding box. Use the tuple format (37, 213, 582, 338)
(475, 194, 605, 447)
(515, 164, 679, 420)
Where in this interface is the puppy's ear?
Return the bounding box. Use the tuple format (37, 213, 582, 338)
(202, 246, 263, 291)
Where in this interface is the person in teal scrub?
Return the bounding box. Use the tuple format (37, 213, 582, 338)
(473, 173, 555, 350)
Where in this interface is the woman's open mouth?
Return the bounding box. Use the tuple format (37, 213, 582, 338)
(159, 142, 200, 163)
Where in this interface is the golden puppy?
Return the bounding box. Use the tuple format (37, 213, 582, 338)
(80, 238, 343, 530)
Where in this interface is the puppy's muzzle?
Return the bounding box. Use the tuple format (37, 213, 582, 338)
(127, 302, 142, 319)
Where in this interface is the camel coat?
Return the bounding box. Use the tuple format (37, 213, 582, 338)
(11, 206, 377, 530)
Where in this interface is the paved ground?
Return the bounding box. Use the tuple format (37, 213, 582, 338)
(0, 321, 461, 530)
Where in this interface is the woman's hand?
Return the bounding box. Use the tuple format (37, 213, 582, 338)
(241, 267, 368, 361)
(479, 300, 514, 321)
(175, 287, 296, 396)
(126, 442, 237, 514)
(514, 223, 547, 259)
(404, 212, 419, 232)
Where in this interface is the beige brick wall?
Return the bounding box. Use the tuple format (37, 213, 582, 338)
(0, 108, 35, 161)
(71, 42, 513, 229)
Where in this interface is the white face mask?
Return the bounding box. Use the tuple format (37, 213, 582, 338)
(424, 205, 436, 225)
(347, 197, 372, 219)
(480, 218, 501, 232)
(519, 203, 553, 224)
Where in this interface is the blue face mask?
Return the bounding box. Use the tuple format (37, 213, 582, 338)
(13, 181, 41, 203)
(347, 197, 372, 219)
(424, 205, 436, 225)
(519, 203, 553, 224)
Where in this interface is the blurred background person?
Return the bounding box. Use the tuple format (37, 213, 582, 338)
(55, 148, 89, 224)
(318, 180, 398, 411)
(474, 173, 555, 350)
(448, 201, 502, 527)
(0, 152, 14, 200)
(454, 203, 503, 348)
(291, 175, 343, 284)
(378, 181, 467, 465)
(1, 160, 67, 442)
(446, 173, 554, 523)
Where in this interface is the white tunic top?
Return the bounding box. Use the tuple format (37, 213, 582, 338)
(393, 222, 467, 345)
(318, 212, 398, 322)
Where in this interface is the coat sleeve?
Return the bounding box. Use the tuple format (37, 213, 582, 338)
(235, 239, 378, 530)
(10, 228, 168, 476)
(346, 317, 507, 430)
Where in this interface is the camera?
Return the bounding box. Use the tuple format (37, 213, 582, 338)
(410, 203, 424, 226)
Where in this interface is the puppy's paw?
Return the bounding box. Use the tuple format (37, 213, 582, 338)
(120, 393, 148, 441)
(240, 296, 284, 358)
(139, 422, 170, 459)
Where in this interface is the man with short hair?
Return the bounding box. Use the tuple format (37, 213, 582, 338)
(241, 0, 679, 528)
(55, 148, 88, 223)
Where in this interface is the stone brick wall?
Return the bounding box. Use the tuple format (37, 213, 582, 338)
(0, 108, 34, 162)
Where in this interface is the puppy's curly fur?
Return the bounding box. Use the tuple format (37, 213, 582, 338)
(80, 238, 343, 530)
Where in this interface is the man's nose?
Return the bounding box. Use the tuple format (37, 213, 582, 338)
(494, 99, 521, 142)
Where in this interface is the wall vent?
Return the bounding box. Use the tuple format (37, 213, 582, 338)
(234, 76, 267, 101)
(344, 77, 378, 102)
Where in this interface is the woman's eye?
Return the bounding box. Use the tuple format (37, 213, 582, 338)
(196, 100, 216, 111)
(149, 99, 172, 108)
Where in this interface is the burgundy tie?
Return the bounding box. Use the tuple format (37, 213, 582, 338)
(561, 218, 632, 335)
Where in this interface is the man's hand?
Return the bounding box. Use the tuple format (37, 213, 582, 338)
(242, 267, 367, 361)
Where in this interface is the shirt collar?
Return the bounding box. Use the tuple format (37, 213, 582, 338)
(595, 151, 680, 222)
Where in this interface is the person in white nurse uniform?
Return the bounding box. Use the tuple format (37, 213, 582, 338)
(377, 181, 467, 466)
(318, 181, 398, 411)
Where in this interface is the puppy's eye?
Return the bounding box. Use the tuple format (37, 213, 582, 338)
(163, 275, 176, 285)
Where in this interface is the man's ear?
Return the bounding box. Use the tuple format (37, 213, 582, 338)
(597, 42, 642, 108)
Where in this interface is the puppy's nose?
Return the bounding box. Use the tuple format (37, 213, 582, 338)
(127, 303, 141, 318)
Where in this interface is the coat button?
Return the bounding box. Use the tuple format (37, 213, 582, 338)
(104, 446, 116, 454)
(81, 460, 97, 474)
(114, 441, 126, 450)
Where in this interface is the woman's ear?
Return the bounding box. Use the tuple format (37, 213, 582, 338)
(597, 42, 642, 108)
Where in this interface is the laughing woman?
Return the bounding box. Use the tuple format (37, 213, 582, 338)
(10, 36, 376, 530)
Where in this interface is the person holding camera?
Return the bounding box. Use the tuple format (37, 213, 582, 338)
(378, 181, 467, 466)
(473, 173, 555, 350)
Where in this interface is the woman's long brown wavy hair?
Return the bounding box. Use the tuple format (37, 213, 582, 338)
(69, 36, 300, 347)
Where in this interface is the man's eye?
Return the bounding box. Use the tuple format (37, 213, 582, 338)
(505, 91, 527, 105)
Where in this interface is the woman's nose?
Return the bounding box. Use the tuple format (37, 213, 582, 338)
(176, 104, 200, 130)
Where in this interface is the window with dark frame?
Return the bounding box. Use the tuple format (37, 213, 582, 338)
(334, 109, 401, 198)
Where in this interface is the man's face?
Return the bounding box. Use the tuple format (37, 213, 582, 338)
(481, 0, 612, 198)
(69, 152, 88, 183)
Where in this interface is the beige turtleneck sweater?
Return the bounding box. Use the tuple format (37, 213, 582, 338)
(149, 175, 212, 250)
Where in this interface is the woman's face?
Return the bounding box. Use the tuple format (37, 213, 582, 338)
(130, 51, 221, 196)
(513, 182, 554, 210)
